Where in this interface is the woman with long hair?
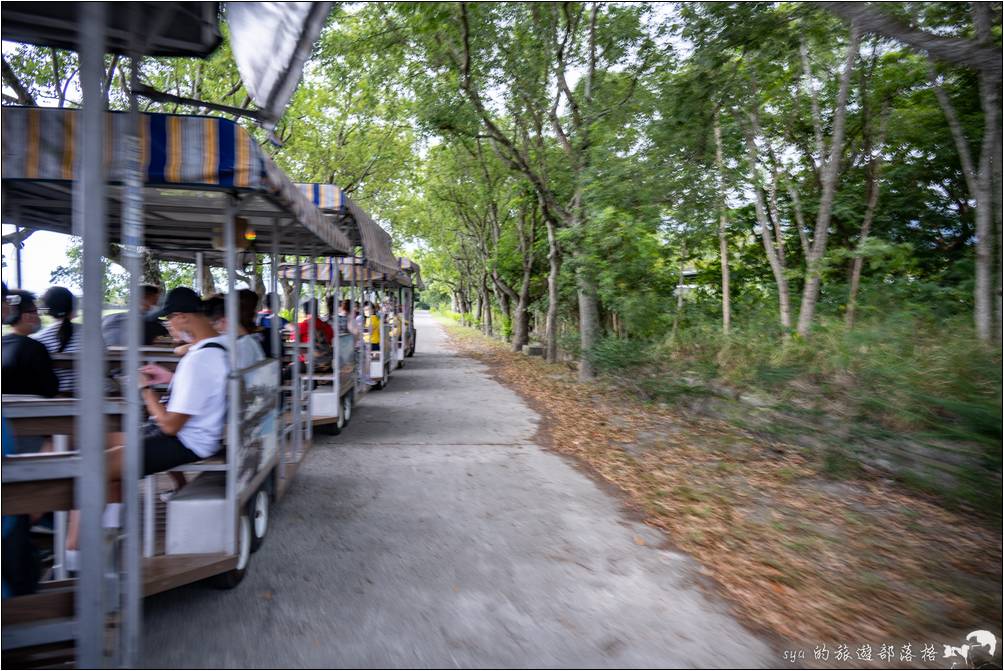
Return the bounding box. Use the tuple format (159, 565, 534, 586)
(36, 286, 80, 395)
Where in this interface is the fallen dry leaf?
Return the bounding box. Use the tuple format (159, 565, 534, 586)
(440, 319, 1003, 651)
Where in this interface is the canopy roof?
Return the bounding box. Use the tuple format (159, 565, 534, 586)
(2, 107, 352, 257)
(1, 2, 222, 57)
(228, 2, 331, 129)
(295, 183, 400, 276)
(398, 257, 424, 291)
(279, 256, 411, 289)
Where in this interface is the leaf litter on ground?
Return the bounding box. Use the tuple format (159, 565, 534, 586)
(440, 321, 1002, 656)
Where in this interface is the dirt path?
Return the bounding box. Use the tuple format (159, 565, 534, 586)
(142, 311, 773, 668)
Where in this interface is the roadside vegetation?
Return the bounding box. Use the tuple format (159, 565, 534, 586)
(440, 317, 1002, 646)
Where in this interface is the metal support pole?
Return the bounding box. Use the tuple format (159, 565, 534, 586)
(306, 252, 316, 443)
(355, 261, 364, 390)
(14, 222, 23, 288)
(75, 4, 108, 666)
(270, 221, 281, 483)
(224, 196, 240, 555)
(143, 478, 154, 558)
(291, 256, 303, 460)
(332, 258, 341, 407)
(119, 31, 144, 666)
(195, 251, 205, 295)
(53, 435, 70, 581)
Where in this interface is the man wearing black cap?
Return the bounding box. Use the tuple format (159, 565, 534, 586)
(2, 289, 59, 398)
(136, 287, 229, 473)
(66, 287, 229, 554)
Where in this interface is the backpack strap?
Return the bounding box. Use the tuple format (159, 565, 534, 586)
(200, 342, 227, 352)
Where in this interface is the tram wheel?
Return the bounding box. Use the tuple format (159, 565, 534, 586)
(249, 488, 269, 553)
(337, 392, 353, 429)
(210, 513, 251, 589)
(317, 421, 341, 436)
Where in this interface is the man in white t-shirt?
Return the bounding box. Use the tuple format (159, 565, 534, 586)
(67, 288, 229, 552)
(138, 287, 229, 468)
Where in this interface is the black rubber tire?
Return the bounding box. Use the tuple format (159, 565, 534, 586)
(249, 488, 269, 553)
(317, 422, 341, 436)
(209, 513, 251, 589)
(337, 391, 353, 429)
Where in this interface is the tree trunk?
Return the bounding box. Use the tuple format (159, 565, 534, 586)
(713, 110, 731, 336)
(513, 204, 537, 351)
(796, 25, 861, 337)
(142, 251, 163, 289)
(481, 272, 493, 336)
(544, 216, 560, 363)
(576, 264, 600, 380)
(670, 242, 687, 342)
(513, 261, 532, 352)
(744, 121, 793, 333)
(929, 52, 1001, 342)
(975, 60, 1000, 342)
(203, 267, 218, 297)
(846, 107, 890, 329)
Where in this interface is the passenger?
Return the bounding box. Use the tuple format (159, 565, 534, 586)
(363, 301, 381, 352)
(66, 287, 229, 553)
(34, 287, 80, 395)
(101, 284, 169, 347)
(338, 299, 358, 337)
(355, 301, 367, 335)
(295, 299, 334, 370)
(202, 292, 265, 369)
(324, 295, 337, 328)
(0, 278, 41, 591)
(385, 300, 402, 341)
(256, 292, 289, 332)
(2, 289, 59, 398)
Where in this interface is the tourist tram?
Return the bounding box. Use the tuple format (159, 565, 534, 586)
(1, 96, 371, 671)
(280, 252, 415, 395)
(290, 185, 404, 424)
(1, 102, 356, 664)
(397, 256, 425, 360)
(0, 3, 378, 666)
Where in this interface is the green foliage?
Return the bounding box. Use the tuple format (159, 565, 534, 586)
(4, 2, 1000, 510)
(49, 238, 127, 303)
(586, 336, 649, 375)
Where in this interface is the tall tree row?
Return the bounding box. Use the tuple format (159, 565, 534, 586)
(3, 2, 1001, 359)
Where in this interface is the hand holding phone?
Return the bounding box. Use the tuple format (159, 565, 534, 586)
(139, 363, 173, 386)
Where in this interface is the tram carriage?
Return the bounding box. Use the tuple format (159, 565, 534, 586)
(397, 256, 425, 360)
(285, 186, 405, 406)
(1, 106, 352, 663)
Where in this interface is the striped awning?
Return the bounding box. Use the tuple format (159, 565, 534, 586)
(1, 107, 351, 255)
(294, 182, 399, 276)
(296, 182, 344, 210)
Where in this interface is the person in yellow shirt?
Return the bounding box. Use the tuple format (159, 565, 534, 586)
(385, 299, 402, 340)
(362, 302, 381, 351)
